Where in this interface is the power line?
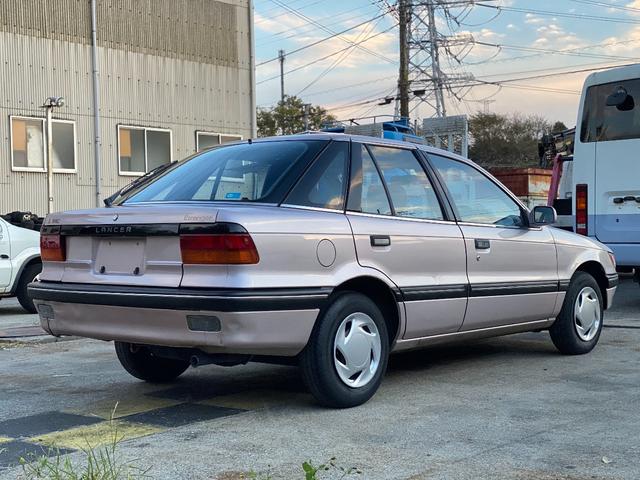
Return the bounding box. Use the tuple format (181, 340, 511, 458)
(269, 0, 396, 65)
(295, 16, 385, 96)
(255, 12, 390, 67)
(568, 0, 640, 14)
(256, 24, 397, 85)
(478, 4, 640, 25)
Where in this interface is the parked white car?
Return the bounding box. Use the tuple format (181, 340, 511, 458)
(0, 217, 41, 312)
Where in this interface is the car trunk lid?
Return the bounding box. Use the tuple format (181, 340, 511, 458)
(40, 204, 220, 287)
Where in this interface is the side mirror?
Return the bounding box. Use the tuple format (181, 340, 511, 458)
(606, 86, 635, 111)
(529, 206, 557, 227)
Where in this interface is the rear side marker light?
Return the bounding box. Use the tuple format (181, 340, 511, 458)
(576, 183, 588, 236)
(180, 234, 259, 265)
(40, 234, 66, 262)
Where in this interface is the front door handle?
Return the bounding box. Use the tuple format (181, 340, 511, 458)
(370, 235, 391, 247)
(475, 239, 490, 250)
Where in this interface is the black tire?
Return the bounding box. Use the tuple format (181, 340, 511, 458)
(300, 292, 389, 408)
(115, 342, 190, 383)
(549, 271, 604, 355)
(16, 263, 42, 314)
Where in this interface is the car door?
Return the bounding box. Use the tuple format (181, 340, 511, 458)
(427, 153, 559, 330)
(346, 142, 468, 338)
(0, 220, 12, 288)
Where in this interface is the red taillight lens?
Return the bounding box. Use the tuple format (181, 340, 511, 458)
(40, 234, 66, 262)
(576, 183, 588, 236)
(180, 234, 259, 265)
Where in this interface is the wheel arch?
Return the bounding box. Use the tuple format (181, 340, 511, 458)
(10, 255, 41, 294)
(574, 261, 608, 309)
(331, 276, 402, 345)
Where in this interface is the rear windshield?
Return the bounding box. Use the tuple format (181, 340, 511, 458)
(124, 140, 326, 204)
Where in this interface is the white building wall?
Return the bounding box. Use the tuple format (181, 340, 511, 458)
(0, 0, 253, 216)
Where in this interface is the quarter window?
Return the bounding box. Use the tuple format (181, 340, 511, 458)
(347, 145, 392, 215)
(119, 126, 172, 175)
(369, 146, 443, 220)
(285, 142, 348, 210)
(10, 116, 76, 172)
(429, 154, 524, 227)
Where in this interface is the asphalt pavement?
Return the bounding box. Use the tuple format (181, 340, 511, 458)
(1, 280, 639, 479)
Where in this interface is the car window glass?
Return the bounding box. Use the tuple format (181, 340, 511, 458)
(369, 146, 443, 220)
(124, 141, 325, 204)
(285, 142, 348, 210)
(347, 145, 392, 215)
(429, 154, 524, 227)
(581, 79, 640, 143)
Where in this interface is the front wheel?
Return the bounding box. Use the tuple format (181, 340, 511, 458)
(115, 342, 190, 383)
(300, 292, 389, 408)
(549, 271, 604, 355)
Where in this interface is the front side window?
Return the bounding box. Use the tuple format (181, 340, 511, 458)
(430, 154, 524, 227)
(369, 146, 443, 220)
(124, 140, 325, 204)
(285, 142, 348, 210)
(581, 79, 640, 142)
(11, 116, 76, 172)
(347, 145, 392, 215)
(119, 126, 172, 175)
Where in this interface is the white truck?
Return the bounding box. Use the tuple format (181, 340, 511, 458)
(0, 216, 41, 312)
(546, 64, 640, 278)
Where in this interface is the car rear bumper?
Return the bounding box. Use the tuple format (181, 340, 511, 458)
(28, 281, 329, 356)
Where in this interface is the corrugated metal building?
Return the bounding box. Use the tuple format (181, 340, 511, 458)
(0, 0, 255, 216)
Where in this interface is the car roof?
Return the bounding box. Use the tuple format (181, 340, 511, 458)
(252, 132, 473, 164)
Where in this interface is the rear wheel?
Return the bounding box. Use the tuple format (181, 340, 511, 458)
(549, 271, 603, 355)
(115, 342, 190, 382)
(300, 292, 389, 408)
(16, 263, 41, 314)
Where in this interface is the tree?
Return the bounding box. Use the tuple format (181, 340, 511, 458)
(468, 112, 552, 169)
(552, 120, 568, 133)
(257, 95, 336, 137)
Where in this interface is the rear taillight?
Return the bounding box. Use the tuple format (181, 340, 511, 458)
(40, 234, 66, 262)
(180, 234, 259, 265)
(576, 183, 588, 236)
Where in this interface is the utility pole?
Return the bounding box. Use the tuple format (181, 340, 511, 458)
(482, 99, 496, 114)
(278, 49, 285, 104)
(42, 96, 65, 214)
(397, 0, 410, 119)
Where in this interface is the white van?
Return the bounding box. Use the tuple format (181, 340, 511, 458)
(573, 64, 640, 271)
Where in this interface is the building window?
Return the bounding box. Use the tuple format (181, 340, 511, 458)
(118, 125, 172, 175)
(52, 120, 76, 172)
(196, 131, 243, 151)
(10, 116, 76, 173)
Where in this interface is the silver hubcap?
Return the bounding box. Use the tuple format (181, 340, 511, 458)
(333, 312, 381, 388)
(574, 286, 601, 342)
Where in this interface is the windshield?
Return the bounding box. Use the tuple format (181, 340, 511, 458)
(124, 140, 326, 204)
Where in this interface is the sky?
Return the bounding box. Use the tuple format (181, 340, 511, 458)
(253, 0, 640, 126)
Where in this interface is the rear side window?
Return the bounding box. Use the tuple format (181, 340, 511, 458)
(581, 79, 640, 142)
(369, 146, 443, 220)
(124, 141, 325, 204)
(285, 142, 348, 210)
(347, 145, 392, 215)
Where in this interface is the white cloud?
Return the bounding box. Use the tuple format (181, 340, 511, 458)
(525, 13, 544, 24)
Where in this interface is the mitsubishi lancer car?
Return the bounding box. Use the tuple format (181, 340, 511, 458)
(29, 134, 618, 408)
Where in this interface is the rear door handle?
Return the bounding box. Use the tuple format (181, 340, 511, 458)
(475, 239, 490, 250)
(370, 235, 391, 247)
(0, 254, 9, 259)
